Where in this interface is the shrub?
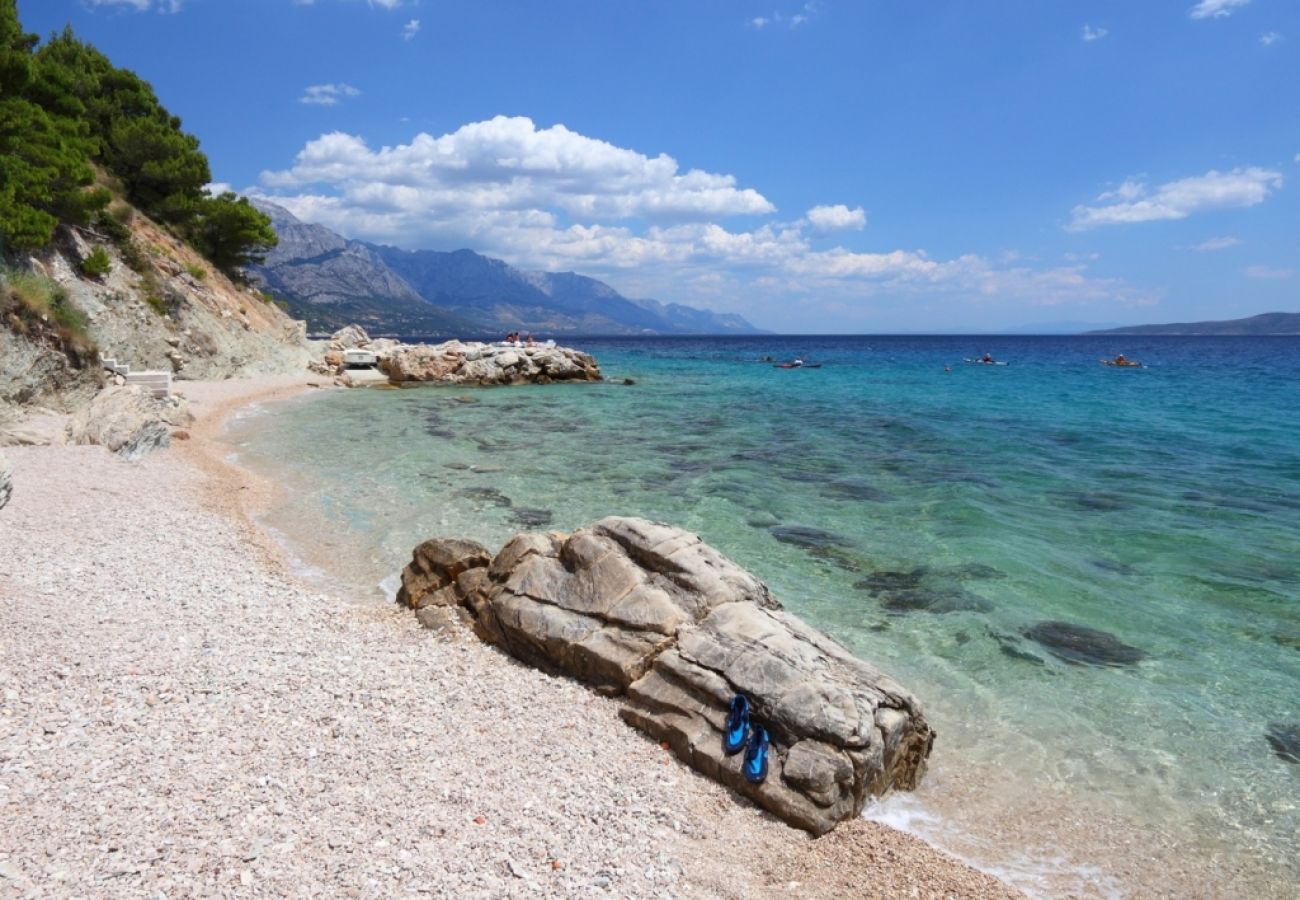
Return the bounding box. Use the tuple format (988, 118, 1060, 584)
(184, 262, 205, 280)
(117, 238, 148, 273)
(79, 245, 111, 278)
(2, 268, 96, 356)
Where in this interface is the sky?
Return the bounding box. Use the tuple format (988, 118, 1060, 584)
(19, 0, 1300, 333)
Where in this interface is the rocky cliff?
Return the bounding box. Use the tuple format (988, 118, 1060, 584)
(2, 210, 312, 439)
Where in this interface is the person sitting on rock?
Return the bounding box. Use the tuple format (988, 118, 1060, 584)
(526, 333, 536, 347)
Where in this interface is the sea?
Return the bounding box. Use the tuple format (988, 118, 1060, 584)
(227, 335, 1300, 898)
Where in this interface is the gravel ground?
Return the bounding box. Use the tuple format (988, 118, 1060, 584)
(0, 376, 1022, 899)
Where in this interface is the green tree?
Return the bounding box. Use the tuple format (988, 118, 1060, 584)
(0, 2, 105, 251)
(192, 192, 278, 275)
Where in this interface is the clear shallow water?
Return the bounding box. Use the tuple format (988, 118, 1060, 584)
(230, 335, 1300, 896)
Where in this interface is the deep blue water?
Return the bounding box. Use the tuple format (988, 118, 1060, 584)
(230, 335, 1300, 895)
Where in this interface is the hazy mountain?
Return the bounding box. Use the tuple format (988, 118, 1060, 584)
(1086, 312, 1300, 336)
(249, 202, 764, 336)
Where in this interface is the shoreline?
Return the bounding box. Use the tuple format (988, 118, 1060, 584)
(0, 374, 1023, 898)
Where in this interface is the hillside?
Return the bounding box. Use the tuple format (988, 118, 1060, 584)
(1087, 312, 1300, 336)
(249, 202, 764, 337)
(1, 6, 310, 434)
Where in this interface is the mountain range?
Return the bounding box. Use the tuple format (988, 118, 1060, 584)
(1086, 312, 1300, 336)
(248, 202, 762, 337)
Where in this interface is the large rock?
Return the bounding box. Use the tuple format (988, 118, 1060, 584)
(380, 340, 601, 386)
(472, 517, 775, 692)
(67, 386, 194, 460)
(396, 516, 934, 835)
(0, 450, 11, 510)
(621, 602, 933, 834)
(329, 324, 371, 350)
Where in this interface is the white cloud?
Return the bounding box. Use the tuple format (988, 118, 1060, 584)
(1189, 0, 1250, 20)
(1259, 31, 1282, 46)
(204, 182, 234, 197)
(1245, 265, 1293, 279)
(805, 204, 866, 235)
(1191, 235, 1242, 251)
(748, 3, 817, 30)
(1067, 167, 1282, 230)
(1082, 25, 1108, 42)
(87, 0, 183, 11)
(402, 19, 420, 40)
(298, 83, 362, 106)
(251, 118, 1147, 322)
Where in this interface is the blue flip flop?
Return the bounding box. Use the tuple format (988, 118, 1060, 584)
(743, 724, 770, 784)
(723, 694, 750, 756)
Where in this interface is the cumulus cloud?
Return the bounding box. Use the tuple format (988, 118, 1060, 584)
(1191, 235, 1242, 251)
(252, 116, 1145, 320)
(87, 0, 183, 11)
(1245, 265, 1293, 279)
(1189, 0, 1250, 20)
(402, 19, 420, 40)
(1067, 167, 1282, 230)
(299, 83, 362, 106)
(1082, 25, 1108, 42)
(806, 204, 867, 235)
(1259, 31, 1282, 46)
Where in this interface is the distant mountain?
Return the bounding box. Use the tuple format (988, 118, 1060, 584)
(1086, 312, 1300, 336)
(248, 202, 764, 336)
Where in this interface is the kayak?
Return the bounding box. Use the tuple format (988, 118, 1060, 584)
(1100, 359, 1144, 368)
(774, 362, 822, 369)
(964, 359, 1009, 366)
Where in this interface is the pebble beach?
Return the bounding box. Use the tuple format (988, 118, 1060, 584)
(0, 375, 1020, 899)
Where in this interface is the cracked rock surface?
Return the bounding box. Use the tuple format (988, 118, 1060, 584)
(399, 515, 935, 835)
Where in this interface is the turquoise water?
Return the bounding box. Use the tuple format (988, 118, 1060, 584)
(230, 336, 1300, 896)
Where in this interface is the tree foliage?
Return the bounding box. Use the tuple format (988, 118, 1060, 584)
(193, 192, 277, 274)
(1, 3, 272, 276)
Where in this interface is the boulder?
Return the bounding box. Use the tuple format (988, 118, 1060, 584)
(395, 537, 493, 611)
(382, 343, 467, 383)
(395, 516, 934, 835)
(621, 602, 934, 834)
(330, 324, 371, 349)
(0, 450, 11, 510)
(67, 386, 194, 460)
(474, 517, 776, 692)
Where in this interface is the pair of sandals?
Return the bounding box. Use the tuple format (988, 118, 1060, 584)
(723, 694, 770, 784)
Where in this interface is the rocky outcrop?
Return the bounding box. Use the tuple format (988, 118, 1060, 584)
(0, 450, 11, 510)
(67, 386, 194, 460)
(381, 340, 601, 386)
(313, 325, 602, 387)
(396, 517, 935, 835)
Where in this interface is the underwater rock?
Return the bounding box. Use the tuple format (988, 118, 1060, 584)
(1023, 620, 1146, 667)
(457, 486, 513, 508)
(770, 525, 850, 551)
(510, 507, 553, 528)
(877, 587, 989, 614)
(1054, 491, 1132, 512)
(854, 568, 928, 592)
(822, 480, 897, 503)
(1265, 722, 1300, 764)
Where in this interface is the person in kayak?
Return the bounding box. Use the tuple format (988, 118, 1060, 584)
(1114, 353, 1127, 365)
(981, 353, 994, 363)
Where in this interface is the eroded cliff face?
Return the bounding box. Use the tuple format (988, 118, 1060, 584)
(2, 213, 312, 433)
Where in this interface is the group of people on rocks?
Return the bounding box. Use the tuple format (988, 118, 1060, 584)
(503, 331, 536, 347)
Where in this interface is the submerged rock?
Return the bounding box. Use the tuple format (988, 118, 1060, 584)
(458, 486, 513, 508)
(770, 524, 851, 551)
(394, 516, 935, 835)
(1023, 620, 1146, 667)
(1265, 722, 1300, 764)
(510, 507, 553, 528)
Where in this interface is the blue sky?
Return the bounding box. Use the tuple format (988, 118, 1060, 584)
(21, 0, 1300, 332)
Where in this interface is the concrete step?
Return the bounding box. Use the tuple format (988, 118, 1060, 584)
(124, 371, 172, 399)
